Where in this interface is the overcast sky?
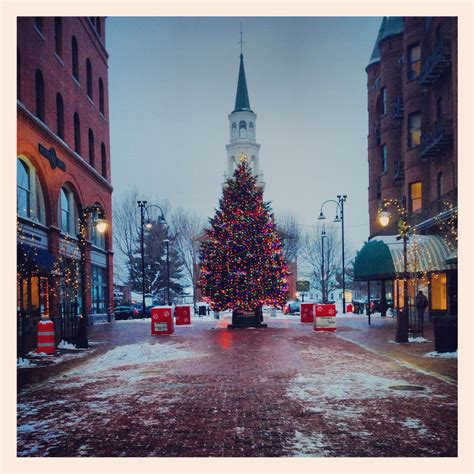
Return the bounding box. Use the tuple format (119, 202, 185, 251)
(107, 16, 382, 256)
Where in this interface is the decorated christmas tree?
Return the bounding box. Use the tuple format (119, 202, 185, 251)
(199, 159, 289, 326)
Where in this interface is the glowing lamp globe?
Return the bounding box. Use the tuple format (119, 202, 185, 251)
(96, 219, 107, 234)
(379, 211, 391, 227)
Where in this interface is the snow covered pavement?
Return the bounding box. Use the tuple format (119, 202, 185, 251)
(17, 315, 457, 457)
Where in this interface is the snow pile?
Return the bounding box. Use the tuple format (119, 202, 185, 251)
(17, 357, 33, 367)
(58, 340, 87, 350)
(68, 341, 204, 377)
(425, 350, 457, 359)
(408, 337, 431, 343)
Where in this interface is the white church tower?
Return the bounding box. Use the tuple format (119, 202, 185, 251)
(224, 51, 265, 191)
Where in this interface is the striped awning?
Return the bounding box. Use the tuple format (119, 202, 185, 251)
(353, 234, 456, 281)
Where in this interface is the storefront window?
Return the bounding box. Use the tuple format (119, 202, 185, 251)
(431, 273, 447, 310)
(92, 265, 108, 314)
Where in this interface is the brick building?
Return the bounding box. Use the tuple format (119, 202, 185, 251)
(354, 17, 457, 321)
(17, 17, 113, 354)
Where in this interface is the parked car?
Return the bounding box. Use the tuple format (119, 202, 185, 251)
(369, 298, 394, 312)
(283, 300, 300, 315)
(113, 305, 134, 320)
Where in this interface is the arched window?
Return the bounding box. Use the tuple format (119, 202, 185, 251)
(239, 120, 247, 138)
(88, 129, 95, 167)
(17, 49, 21, 100)
(86, 59, 93, 99)
(17, 157, 46, 224)
(99, 78, 104, 115)
(74, 113, 81, 154)
(17, 159, 30, 218)
(71, 36, 79, 81)
(54, 17, 63, 57)
(101, 143, 107, 178)
(90, 205, 106, 249)
(56, 93, 64, 139)
(59, 186, 77, 234)
(35, 69, 45, 122)
(249, 122, 254, 137)
(96, 17, 102, 37)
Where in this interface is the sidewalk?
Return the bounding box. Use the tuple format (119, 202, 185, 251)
(335, 313, 457, 383)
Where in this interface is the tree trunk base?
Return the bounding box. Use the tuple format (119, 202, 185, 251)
(228, 308, 267, 329)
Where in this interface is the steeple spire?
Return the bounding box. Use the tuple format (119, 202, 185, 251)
(233, 27, 252, 113)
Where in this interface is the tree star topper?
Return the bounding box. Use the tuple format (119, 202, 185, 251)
(239, 152, 248, 163)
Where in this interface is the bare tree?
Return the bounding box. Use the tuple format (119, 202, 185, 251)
(274, 211, 302, 263)
(170, 208, 205, 304)
(301, 225, 342, 302)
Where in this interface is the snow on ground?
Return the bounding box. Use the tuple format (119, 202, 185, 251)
(19, 349, 90, 369)
(400, 418, 428, 436)
(290, 430, 331, 457)
(409, 337, 431, 343)
(17, 357, 33, 367)
(425, 351, 458, 359)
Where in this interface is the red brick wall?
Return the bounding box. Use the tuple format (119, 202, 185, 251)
(367, 17, 457, 236)
(17, 17, 113, 318)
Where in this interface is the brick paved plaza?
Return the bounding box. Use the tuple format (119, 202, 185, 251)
(17, 314, 457, 457)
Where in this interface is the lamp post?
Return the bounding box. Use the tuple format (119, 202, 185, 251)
(137, 201, 166, 318)
(321, 224, 328, 303)
(77, 204, 108, 349)
(379, 197, 409, 343)
(318, 195, 347, 312)
(163, 239, 170, 305)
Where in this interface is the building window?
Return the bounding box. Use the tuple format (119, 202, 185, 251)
(239, 120, 247, 138)
(56, 93, 64, 139)
(99, 78, 104, 115)
(17, 157, 46, 223)
(437, 171, 443, 198)
(72, 36, 79, 81)
(34, 17, 43, 34)
(92, 265, 108, 314)
(35, 69, 45, 122)
(86, 59, 93, 99)
(381, 144, 387, 174)
(17, 159, 30, 218)
(54, 17, 63, 57)
(407, 44, 421, 80)
(409, 181, 422, 212)
(101, 143, 107, 178)
(88, 129, 95, 167)
(91, 214, 106, 249)
(408, 112, 421, 148)
(431, 273, 447, 311)
(59, 187, 77, 235)
(380, 87, 387, 116)
(74, 113, 81, 154)
(17, 49, 21, 100)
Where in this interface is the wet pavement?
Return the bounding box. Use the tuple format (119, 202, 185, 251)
(17, 314, 457, 457)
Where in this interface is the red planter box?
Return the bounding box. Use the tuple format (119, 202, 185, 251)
(300, 303, 315, 323)
(314, 304, 337, 332)
(151, 306, 174, 335)
(175, 305, 191, 325)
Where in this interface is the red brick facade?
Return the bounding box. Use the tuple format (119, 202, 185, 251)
(17, 17, 113, 345)
(367, 17, 457, 236)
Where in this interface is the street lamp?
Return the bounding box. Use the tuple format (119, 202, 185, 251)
(321, 224, 328, 303)
(137, 201, 166, 318)
(318, 195, 347, 312)
(378, 197, 410, 343)
(77, 204, 108, 349)
(163, 239, 170, 305)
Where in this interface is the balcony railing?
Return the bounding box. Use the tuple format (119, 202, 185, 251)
(420, 116, 454, 158)
(391, 96, 404, 119)
(418, 38, 452, 85)
(408, 188, 457, 226)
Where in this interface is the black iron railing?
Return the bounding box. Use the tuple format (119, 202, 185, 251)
(418, 38, 452, 85)
(420, 116, 454, 158)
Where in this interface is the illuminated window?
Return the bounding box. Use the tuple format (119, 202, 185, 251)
(431, 273, 447, 310)
(408, 112, 421, 148)
(407, 44, 421, 80)
(410, 181, 422, 212)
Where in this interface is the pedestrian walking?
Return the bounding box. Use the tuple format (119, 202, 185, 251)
(415, 290, 428, 327)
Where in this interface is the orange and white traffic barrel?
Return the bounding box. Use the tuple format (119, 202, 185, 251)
(37, 318, 56, 354)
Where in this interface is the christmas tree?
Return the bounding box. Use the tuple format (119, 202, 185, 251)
(199, 160, 289, 319)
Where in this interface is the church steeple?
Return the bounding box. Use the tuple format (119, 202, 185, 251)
(233, 54, 253, 113)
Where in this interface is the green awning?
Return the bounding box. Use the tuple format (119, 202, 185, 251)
(353, 235, 456, 281)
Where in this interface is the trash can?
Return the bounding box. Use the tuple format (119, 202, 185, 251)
(432, 316, 457, 353)
(198, 305, 207, 316)
(151, 306, 174, 335)
(175, 305, 191, 325)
